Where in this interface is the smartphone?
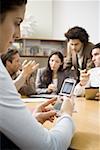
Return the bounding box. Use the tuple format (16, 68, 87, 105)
(59, 78, 76, 97)
(53, 78, 76, 115)
(53, 96, 63, 111)
(53, 96, 63, 117)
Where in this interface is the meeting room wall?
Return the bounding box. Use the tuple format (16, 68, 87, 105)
(21, 0, 53, 38)
(24, 0, 99, 44)
(52, 0, 99, 44)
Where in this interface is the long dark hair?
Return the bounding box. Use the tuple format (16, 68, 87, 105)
(0, 0, 27, 23)
(42, 51, 64, 85)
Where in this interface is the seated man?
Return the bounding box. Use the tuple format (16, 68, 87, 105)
(1, 49, 39, 96)
(74, 43, 100, 99)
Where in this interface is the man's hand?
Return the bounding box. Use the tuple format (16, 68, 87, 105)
(22, 60, 39, 79)
(34, 97, 57, 124)
(79, 69, 90, 86)
(95, 92, 100, 100)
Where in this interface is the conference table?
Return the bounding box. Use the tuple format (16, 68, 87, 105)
(23, 97, 100, 150)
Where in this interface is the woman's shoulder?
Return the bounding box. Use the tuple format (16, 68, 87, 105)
(58, 69, 67, 76)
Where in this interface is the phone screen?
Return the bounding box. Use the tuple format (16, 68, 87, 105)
(61, 82, 74, 94)
(54, 78, 76, 114)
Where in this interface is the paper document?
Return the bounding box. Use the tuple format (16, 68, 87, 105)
(21, 98, 47, 103)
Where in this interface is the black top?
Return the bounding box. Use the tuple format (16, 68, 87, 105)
(0, 132, 20, 150)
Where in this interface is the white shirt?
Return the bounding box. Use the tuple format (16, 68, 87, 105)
(0, 58, 75, 150)
(77, 49, 83, 69)
(74, 67, 100, 96)
(89, 67, 100, 87)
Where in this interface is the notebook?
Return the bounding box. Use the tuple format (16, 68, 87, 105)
(30, 78, 76, 99)
(29, 94, 57, 99)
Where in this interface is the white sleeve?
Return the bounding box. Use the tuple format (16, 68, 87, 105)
(0, 59, 75, 150)
(74, 73, 91, 97)
(74, 83, 85, 96)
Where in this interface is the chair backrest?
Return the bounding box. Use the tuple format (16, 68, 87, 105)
(0, 132, 20, 150)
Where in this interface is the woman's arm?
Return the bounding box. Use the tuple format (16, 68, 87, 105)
(0, 60, 75, 150)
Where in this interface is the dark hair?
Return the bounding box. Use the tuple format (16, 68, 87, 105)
(0, 0, 27, 22)
(92, 43, 100, 50)
(42, 51, 64, 86)
(64, 26, 89, 45)
(1, 49, 19, 66)
(47, 51, 64, 71)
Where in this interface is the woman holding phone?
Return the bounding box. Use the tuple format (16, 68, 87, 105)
(0, 0, 75, 149)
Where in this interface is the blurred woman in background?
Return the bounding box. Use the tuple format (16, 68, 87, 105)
(36, 51, 70, 94)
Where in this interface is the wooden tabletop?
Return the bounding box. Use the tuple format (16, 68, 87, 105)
(24, 97, 100, 150)
(70, 97, 100, 150)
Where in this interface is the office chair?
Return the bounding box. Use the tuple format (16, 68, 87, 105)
(0, 132, 20, 150)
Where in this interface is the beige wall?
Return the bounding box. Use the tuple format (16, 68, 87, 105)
(24, 0, 99, 44)
(20, 56, 48, 68)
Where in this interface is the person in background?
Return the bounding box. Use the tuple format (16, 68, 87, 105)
(1, 49, 38, 96)
(36, 51, 71, 94)
(64, 26, 94, 82)
(0, 0, 75, 150)
(74, 43, 100, 99)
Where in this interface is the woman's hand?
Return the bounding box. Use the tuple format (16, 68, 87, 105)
(48, 84, 57, 93)
(60, 96, 74, 116)
(34, 97, 57, 124)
